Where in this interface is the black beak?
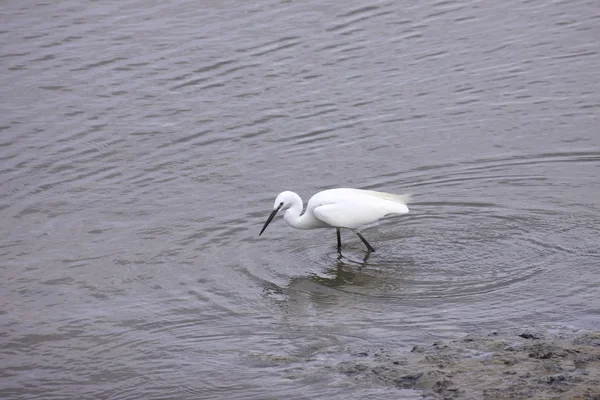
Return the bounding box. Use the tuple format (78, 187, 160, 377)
(259, 204, 282, 236)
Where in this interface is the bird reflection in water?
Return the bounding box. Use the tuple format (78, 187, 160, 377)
(262, 252, 372, 305)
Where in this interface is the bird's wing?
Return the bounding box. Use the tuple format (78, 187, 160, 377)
(363, 190, 412, 205)
(313, 201, 395, 229)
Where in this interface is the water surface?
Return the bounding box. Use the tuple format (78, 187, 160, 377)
(1, 0, 599, 398)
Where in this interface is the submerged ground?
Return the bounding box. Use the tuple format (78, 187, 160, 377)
(330, 327, 600, 399)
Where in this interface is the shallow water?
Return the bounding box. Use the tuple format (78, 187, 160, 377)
(1, 0, 599, 398)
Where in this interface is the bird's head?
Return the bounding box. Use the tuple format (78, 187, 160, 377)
(259, 191, 295, 236)
(273, 191, 296, 211)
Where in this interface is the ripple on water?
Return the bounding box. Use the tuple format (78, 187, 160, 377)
(2, 0, 599, 398)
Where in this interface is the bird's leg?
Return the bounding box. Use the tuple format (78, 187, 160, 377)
(362, 251, 371, 263)
(336, 228, 342, 252)
(355, 232, 375, 252)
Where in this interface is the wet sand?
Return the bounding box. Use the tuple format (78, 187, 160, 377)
(335, 327, 600, 399)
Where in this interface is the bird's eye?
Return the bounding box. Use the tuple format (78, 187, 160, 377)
(279, 202, 284, 206)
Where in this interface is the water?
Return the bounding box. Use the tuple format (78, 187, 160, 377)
(1, 0, 599, 398)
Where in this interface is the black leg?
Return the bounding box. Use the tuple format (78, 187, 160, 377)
(336, 228, 342, 251)
(355, 232, 375, 252)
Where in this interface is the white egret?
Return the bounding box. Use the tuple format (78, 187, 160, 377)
(259, 188, 411, 252)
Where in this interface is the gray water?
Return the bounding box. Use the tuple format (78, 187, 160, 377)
(1, 0, 599, 398)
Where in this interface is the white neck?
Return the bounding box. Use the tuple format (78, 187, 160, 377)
(282, 192, 324, 230)
(283, 192, 306, 229)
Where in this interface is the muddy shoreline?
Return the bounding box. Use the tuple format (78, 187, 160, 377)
(334, 327, 600, 399)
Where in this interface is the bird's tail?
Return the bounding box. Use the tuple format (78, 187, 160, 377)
(365, 190, 412, 205)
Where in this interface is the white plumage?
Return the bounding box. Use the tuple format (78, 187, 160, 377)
(259, 188, 411, 252)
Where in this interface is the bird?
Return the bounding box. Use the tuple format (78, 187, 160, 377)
(259, 188, 411, 252)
